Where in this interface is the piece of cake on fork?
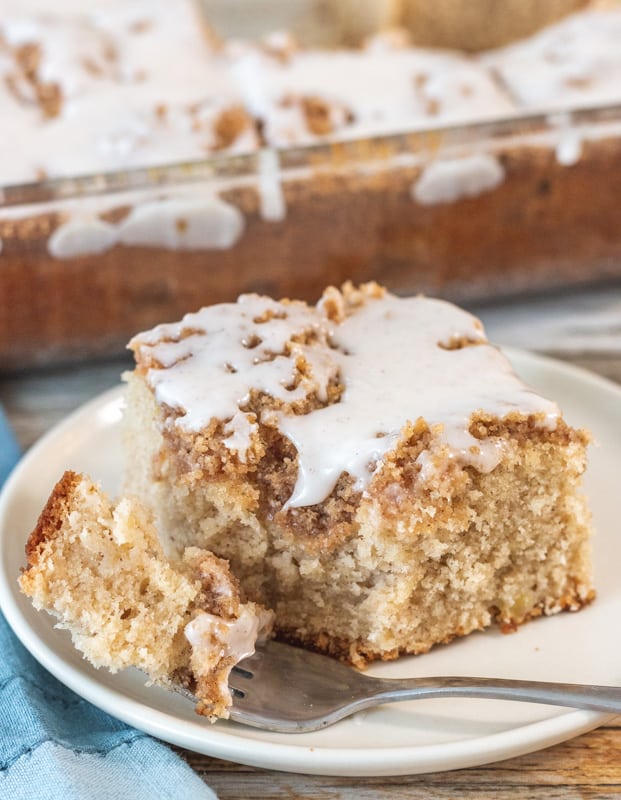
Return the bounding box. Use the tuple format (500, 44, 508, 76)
(123, 281, 594, 667)
(19, 470, 273, 719)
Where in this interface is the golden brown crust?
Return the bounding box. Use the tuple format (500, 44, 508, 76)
(23, 470, 81, 568)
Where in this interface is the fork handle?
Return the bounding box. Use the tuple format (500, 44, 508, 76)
(369, 676, 621, 714)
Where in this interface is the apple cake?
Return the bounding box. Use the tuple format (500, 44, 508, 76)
(122, 282, 594, 667)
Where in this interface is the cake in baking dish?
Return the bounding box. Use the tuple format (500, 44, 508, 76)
(5, 3, 621, 369)
(123, 282, 594, 667)
(18, 470, 273, 719)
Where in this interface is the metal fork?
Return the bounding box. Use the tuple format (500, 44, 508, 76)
(226, 641, 621, 733)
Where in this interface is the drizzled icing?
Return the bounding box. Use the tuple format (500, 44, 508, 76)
(185, 606, 262, 667)
(133, 296, 339, 451)
(412, 154, 505, 205)
(184, 606, 264, 700)
(131, 291, 559, 508)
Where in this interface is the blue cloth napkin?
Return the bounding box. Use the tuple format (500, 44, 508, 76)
(0, 407, 217, 800)
(0, 405, 20, 487)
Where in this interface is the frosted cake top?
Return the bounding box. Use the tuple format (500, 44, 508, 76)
(130, 287, 559, 508)
(7, 3, 621, 185)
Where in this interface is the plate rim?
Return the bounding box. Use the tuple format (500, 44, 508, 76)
(0, 347, 618, 777)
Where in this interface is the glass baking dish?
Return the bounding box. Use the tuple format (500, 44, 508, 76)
(2, 1, 621, 369)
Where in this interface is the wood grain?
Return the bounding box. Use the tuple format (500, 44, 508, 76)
(171, 721, 621, 798)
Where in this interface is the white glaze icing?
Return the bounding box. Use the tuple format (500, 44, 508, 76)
(132, 291, 559, 509)
(0, 0, 257, 186)
(185, 606, 260, 666)
(132, 295, 339, 438)
(118, 196, 244, 251)
(412, 154, 505, 205)
(48, 216, 118, 258)
(232, 45, 516, 147)
(483, 9, 621, 113)
(556, 130, 582, 167)
(184, 605, 262, 702)
(40, 188, 245, 258)
(257, 148, 286, 222)
(545, 112, 584, 167)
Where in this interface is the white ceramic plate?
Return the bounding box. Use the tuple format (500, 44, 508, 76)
(1, 349, 620, 777)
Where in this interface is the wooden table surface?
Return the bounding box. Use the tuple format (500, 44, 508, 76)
(1, 285, 620, 799)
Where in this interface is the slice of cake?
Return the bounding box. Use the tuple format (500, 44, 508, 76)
(18, 470, 273, 719)
(125, 282, 594, 667)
